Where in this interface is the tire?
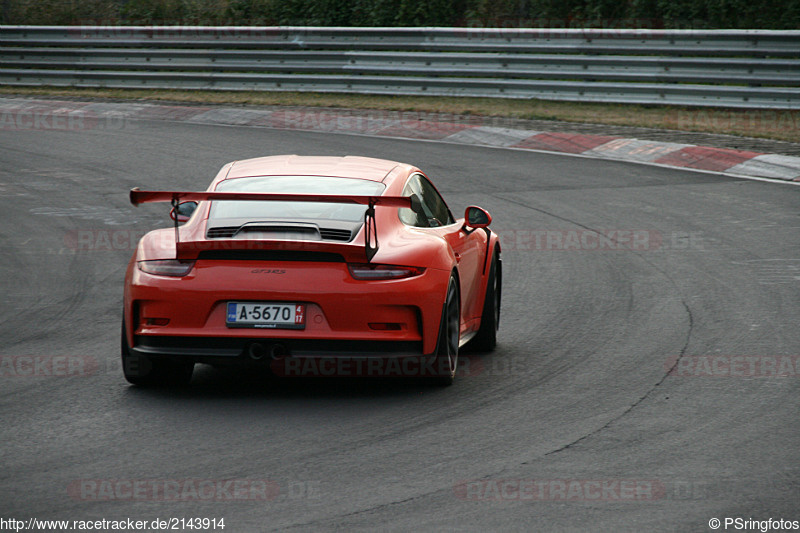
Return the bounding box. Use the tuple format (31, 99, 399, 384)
(121, 318, 193, 387)
(430, 274, 460, 386)
(469, 251, 501, 352)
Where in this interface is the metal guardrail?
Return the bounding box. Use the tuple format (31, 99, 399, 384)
(1, 26, 799, 108)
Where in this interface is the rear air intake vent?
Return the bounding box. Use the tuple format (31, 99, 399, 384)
(198, 250, 345, 262)
(319, 228, 352, 241)
(207, 225, 352, 241)
(207, 227, 237, 238)
(207, 225, 318, 239)
(241, 226, 319, 238)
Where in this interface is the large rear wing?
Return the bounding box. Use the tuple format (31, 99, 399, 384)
(129, 189, 412, 208)
(129, 188, 413, 262)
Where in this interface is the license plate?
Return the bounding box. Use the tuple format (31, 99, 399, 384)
(226, 302, 305, 329)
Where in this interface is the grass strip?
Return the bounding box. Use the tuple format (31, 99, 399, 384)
(1, 86, 797, 143)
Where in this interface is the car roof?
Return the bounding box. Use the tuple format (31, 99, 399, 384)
(223, 155, 406, 183)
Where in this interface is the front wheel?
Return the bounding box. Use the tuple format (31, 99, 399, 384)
(121, 319, 193, 387)
(430, 274, 460, 386)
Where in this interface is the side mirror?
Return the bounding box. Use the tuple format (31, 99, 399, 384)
(169, 201, 198, 223)
(464, 206, 492, 229)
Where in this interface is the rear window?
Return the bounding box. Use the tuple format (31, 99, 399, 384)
(211, 176, 386, 222)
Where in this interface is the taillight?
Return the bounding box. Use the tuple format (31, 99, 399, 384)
(348, 263, 425, 280)
(138, 260, 195, 277)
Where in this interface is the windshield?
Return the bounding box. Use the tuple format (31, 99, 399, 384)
(210, 176, 386, 222)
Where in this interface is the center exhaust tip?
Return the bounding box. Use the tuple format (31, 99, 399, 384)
(248, 343, 267, 360)
(270, 343, 289, 360)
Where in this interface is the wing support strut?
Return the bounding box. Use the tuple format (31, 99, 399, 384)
(171, 196, 180, 257)
(364, 198, 378, 263)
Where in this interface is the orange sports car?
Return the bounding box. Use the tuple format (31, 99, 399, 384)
(122, 155, 500, 386)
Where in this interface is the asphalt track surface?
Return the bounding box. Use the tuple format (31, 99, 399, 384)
(1, 116, 798, 532)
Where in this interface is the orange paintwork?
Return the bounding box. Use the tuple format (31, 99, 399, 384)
(123, 155, 499, 359)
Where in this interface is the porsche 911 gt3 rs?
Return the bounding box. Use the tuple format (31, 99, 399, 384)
(122, 155, 500, 386)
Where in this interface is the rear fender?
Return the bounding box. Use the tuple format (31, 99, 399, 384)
(475, 232, 501, 322)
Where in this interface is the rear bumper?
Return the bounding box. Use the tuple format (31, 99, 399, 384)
(132, 335, 423, 360)
(124, 258, 451, 355)
(129, 335, 454, 377)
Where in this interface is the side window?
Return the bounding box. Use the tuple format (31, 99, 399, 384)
(398, 175, 429, 227)
(399, 174, 455, 228)
(418, 176, 455, 227)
